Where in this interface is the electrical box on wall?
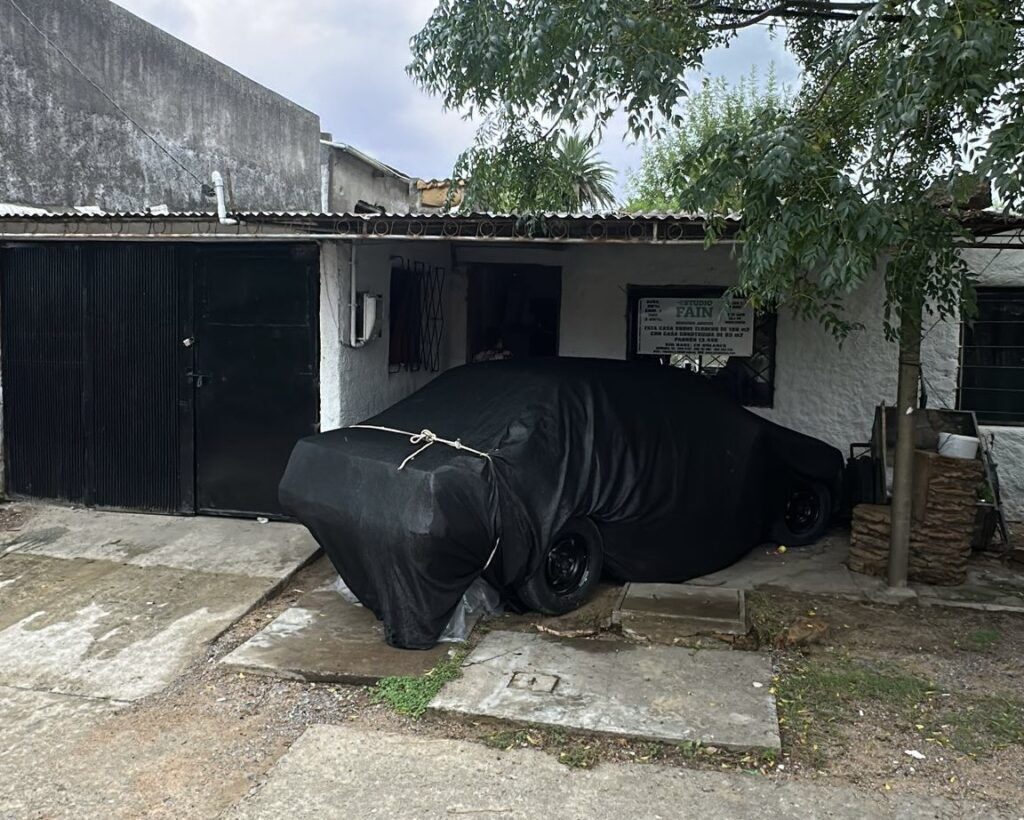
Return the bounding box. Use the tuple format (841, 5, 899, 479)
(354, 291, 382, 344)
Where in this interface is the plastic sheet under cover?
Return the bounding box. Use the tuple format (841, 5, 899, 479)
(279, 358, 843, 649)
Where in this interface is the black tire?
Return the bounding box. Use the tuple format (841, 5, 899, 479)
(770, 479, 832, 546)
(516, 517, 603, 615)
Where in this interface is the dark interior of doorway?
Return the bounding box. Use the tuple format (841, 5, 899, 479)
(466, 264, 561, 361)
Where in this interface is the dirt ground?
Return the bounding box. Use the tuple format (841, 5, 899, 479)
(25, 554, 1010, 818)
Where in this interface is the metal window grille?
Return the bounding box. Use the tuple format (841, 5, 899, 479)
(957, 287, 1024, 425)
(389, 257, 445, 373)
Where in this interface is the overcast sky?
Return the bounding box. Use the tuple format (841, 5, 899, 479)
(112, 1, 798, 199)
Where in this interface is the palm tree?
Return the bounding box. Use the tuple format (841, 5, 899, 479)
(551, 134, 617, 212)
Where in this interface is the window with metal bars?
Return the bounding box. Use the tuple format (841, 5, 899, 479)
(958, 287, 1024, 424)
(388, 258, 445, 373)
(626, 285, 777, 408)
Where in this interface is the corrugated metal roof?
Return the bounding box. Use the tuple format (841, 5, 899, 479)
(0, 209, 729, 244)
(0, 208, 732, 220)
(0, 208, 1015, 241)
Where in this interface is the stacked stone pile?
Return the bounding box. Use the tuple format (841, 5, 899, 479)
(849, 451, 983, 586)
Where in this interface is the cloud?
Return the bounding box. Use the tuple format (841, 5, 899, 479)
(111, 1, 799, 196)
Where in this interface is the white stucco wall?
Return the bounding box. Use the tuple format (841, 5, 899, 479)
(550, 241, 1024, 519)
(325, 238, 1024, 520)
(939, 243, 1024, 520)
(319, 239, 466, 430)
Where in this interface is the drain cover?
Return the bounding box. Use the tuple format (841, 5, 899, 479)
(508, 671, 559, 693)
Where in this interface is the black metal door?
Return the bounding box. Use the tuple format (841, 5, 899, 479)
(88, 245, 186, 511)
(2, 245, 87, 502)
(193, 245, 318, 517)
(2, 244, 185, 511)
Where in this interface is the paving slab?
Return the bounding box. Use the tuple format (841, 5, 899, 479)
(430, 630, 780, 750)
(686, 533, 1024, 613)
(613, 583, 747, 642)
(220, 581, 451, 684)
(0, 503, 319, 580)
(687, 534, 886, 597)
(0, 685, 123, 818)
(227, 725, 1002, 820)
(0, 552, 279, 700)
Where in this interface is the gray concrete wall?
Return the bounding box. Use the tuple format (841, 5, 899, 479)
(0, 0, 321, 211)
(322, 145, 417, 214)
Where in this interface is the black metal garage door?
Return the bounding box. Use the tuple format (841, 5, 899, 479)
(1, 242, 318, 516)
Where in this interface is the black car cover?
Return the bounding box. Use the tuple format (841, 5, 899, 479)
(279, 358, 842, 649)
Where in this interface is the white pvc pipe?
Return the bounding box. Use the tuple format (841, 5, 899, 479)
(211, 171, 238, 225)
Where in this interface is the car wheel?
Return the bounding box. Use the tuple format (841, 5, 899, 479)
(516, 517, 603, 616)
(770, 479, 832, 546)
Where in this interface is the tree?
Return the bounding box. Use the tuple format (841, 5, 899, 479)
(625, 69, 792, 213)
(555, 134, 617, 211)
(411, 1, 1024, 586)
(452, 125, 616, 213)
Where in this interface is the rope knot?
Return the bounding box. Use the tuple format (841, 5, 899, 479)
(409, 429, 437, 445)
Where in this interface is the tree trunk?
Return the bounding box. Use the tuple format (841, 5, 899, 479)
(887, 299, 924, 587)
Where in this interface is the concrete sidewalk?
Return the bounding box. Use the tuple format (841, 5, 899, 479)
(0, 504, 318, 701)
(228, 725, 1003, 819)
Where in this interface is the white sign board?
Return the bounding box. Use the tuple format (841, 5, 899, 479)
(637, 297, 754, 356)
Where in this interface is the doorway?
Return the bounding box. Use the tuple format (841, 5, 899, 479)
(1, 242, 319, 517)
(466, 264, 561, 361)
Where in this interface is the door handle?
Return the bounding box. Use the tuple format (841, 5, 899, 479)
(187, 371, 209, 388)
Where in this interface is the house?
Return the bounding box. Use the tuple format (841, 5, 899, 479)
(319, 138, 419, 214)
(0, 211, 1020, 525)
(2, 1, 1022, 527)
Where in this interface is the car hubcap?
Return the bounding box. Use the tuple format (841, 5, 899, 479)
(784, 486, 821, 536)
(545, 534, 589, 595)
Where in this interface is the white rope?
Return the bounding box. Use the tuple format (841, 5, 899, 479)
(348, 424, 493, 471)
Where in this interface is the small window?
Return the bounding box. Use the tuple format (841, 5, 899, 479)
(388, 259, 446, 373)
(626, 285, 777, 408)
(958, 287, 1024, 424)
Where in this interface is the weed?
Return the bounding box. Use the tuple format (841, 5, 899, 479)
(678, 739, 703, 758)
(746, 591, 790, 647)
(482, 729, 532, 750)
(371, 651, 466, 717)
(634, 741, 665, 762)
(557, 741, 600, 769)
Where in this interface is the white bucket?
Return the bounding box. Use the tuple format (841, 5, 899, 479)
(937, 432, 979, 460)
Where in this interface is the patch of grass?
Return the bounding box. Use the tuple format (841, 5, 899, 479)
(943, 695, 1024, 753)
(775, 654, 1024, 764)
(371, 651, 466, 718)
(961, 627, 1001, 652)
(557, 740, 601, 769)
(482, 729, 535, 750)
(746, 591, 790, 647)
(633, 741, 665, 762)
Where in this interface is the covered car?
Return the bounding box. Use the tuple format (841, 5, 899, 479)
(279, 358, 843, 649)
